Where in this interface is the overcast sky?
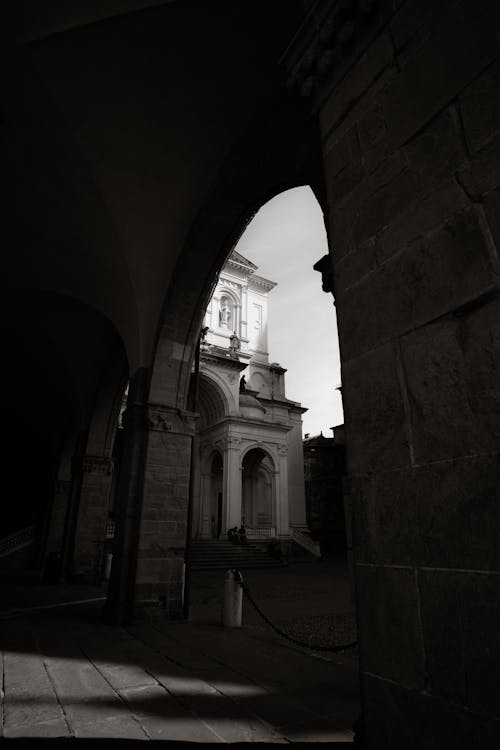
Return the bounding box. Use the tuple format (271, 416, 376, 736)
(233, 186, 344, 437)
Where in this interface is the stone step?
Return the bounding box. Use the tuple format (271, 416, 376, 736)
(189, 540, 283, 570)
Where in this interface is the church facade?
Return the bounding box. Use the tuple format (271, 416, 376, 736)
(191, 251, 308, 546)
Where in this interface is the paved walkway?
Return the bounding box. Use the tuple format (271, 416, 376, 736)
(0, 560, 360, 744)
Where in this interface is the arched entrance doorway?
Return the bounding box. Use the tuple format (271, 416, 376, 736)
(241, 448, 275, 533)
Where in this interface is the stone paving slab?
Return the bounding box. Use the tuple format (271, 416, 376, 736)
(0, 561, 359, 743)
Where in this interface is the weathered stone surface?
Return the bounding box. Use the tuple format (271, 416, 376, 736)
(375, 177, 469, 264)
(459, 56, 500, 154)
(482, 189, 500, 269)
(390, 0, 443, 61)
(357, 102, 391, 174)
(400, 295, 500, 463)
(419, 570, 500, 716)
(384, 0, 500, 148)
(403, 108, 466, 193)
(416, 455, 500, 571)
(341, 343, 410, 474)
(351, 455, 500, 571)
(350, 468, 418, 566)
(320, 33, 394, 138)
(339, 207, 495, 361)
(462, 293, 500, 443)
(362, 673, 500, 750)
(3, 651, 68, 737)
(324, 126, 364, 203)
(120, 684, 220, 742)
(458, 134, 500, 198)
(330, 152, 419, 259)
(334, 236, 377, 293)
(355, 565, 426, 689)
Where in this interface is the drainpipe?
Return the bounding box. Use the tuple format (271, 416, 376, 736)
(183, 330, 201, 619)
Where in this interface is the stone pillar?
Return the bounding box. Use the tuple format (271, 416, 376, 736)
(135, 403, 197, 620)
(72, 456, 114, 582)
(105, 370, 197, 624)
(104, 368, 150, 625)
(283, 0, 500, 746)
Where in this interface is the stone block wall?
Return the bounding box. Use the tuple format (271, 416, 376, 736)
(135, 405, 196, 618)
(285, 0, 500, 745)
(72, 456, 114, 581)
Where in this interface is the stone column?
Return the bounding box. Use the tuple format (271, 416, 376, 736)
(221, 438, 242, 531)
(199, 471, 212, 539)
(105, 374, 197, 624)
(136, 403, 197, 620)
(72, 455, 114, 582)
(104, 368, 150, 625)
(275, 443, 290, 538)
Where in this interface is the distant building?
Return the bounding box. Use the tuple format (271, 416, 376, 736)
(191, 251, 309, 547)
(303, 426, 347, 558)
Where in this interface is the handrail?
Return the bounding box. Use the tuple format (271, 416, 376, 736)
(291, 528, 321, 557)
(245, 527, 276, 540)
(0, 525, 37, 557)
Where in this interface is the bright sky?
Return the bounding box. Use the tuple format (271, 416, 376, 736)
(233, 186, 344, 437)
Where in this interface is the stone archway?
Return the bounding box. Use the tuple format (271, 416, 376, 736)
(241, 448, 275, 533)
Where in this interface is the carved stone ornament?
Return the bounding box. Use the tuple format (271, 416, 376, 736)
(278, 443, 288, 456)
(214, 436, 242, 452)
(147, 410, 173, 432)
(82, 456, 114, 474)
(147, 405, 197, 435)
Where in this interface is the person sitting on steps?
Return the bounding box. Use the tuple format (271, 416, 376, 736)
(238, 524, 247, 545)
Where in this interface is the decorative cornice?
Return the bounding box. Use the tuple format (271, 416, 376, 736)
(226, 251, 258, 274)
(248, 274, 277, 293)
(200, 348, 248, 370)
(280, 0, 378, 99)
(214, 436, 242, 452)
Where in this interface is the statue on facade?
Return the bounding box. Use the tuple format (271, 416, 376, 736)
(229, 331, 240, 357)
(239, 374, 246, 392)
(200, 325, 209, 344)
(219, 298, 231, 327)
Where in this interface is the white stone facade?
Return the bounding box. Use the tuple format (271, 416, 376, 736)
(192, 251, 308, 543)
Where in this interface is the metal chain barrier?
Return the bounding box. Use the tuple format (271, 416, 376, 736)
(239, 579, 358, 653)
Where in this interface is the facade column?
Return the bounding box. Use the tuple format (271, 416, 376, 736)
(222, 438, 242, 531)
(275, 443, 290, 538)
(199, 471, 212, 539)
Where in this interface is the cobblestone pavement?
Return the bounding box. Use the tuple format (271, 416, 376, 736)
(0, 560, 359, 744)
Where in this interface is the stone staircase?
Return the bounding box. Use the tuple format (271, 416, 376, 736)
(189, 540, 283, 571)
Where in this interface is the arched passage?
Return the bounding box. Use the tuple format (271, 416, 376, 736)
(241, 448, 275, 530)
(0, 290, 128, 577)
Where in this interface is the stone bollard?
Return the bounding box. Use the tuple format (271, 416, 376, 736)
(222, 569, 243, 627)
(103, 553, 113, 581)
